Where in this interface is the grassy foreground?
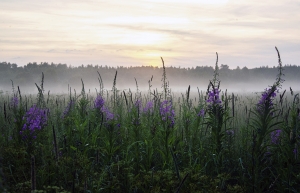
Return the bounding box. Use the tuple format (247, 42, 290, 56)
(1, 48, 300, 192)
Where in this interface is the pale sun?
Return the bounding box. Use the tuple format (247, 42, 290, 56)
(117, 32, 166, 46)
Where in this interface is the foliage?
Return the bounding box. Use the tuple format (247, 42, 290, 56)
(0, 48, 300, 192)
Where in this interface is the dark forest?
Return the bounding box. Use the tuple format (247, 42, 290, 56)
(1, 62, 299, 93)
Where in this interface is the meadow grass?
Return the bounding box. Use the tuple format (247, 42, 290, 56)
(0, 48, 300, 193)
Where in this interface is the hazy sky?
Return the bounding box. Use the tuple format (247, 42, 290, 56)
(0, 0, 299, 69)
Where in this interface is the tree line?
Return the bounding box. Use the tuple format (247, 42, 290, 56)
(0, 62, 299, 93)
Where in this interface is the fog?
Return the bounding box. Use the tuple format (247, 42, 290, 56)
(0, 62, 299, 96)
(1, 78, 298, 97)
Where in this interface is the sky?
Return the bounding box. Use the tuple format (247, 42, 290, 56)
(0, 0, 299, 69)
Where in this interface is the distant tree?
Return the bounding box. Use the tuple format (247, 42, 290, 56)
(0, 62, 11, 71)
(242, 66, 248, 71)
(220, 64, 229, 70)
(57, 63, 67, 69)
(11, 63, 18, 69)
(40, 62, 49, 68)
(26, 62, 38, 69)
(1, 62, 300, 93)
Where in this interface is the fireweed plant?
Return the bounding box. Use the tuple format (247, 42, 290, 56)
(2, 48, 300, 192)
(274, 91, 300, 192)
(20, 74, 49, 155)
(202, 53, 231, 175)
(248, 47, 285, 192)
(20, 104, 48, 142)
(9, 83, 26, 144)
(119, 78, 142, 174)
(61, 99, 75, 119)
(97, 71, 122, 168)
(156, 57, 177, 169)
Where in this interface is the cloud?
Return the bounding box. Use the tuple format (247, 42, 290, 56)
(0, 0, 299, 69)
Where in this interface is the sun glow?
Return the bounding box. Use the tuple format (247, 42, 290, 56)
(129, 50, 180, 67)
(116, 32, 167, 46)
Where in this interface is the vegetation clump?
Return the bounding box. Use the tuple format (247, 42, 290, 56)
(0, 47, 299, 192)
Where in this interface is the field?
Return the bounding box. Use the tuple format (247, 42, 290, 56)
(0, 54, 300, 192)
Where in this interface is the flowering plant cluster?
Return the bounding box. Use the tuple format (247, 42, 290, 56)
(198, 109, 205, 117)
(10, 96, 19, 108)
(270, 129, 281, 144)
(20, 104, 48, 140)
(207, 88, 222, 106)
(94, 95, 105, 109)
(143, 101, 154, 113)
(62, 100, 74, 118)
(94, 95, 114, 121)
(160, 100, 175, 128)
(134, 99, 142, 111)
(226, 129, 234, 136)
(257, 87, 278, 113)
(101, 106, 114, 121)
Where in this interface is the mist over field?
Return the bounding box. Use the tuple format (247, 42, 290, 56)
(2, 0, 300, 191)
(0, 62, 299, 95)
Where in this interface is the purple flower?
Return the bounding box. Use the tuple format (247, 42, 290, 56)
(101, 106, 114, 121)
(206, 88, 222, 105)
(293, 148, 298, 156)
(226, 130, 234, 136)
(135, 99, 142, 109)
(21, 104, 48, 140)
(271, 129, 282, 144)
(10, 96, 19, 107)
(131, 99, 142, 114)
(94, 95, 105, 109)
(198, 109, 205, 117)
(94, 96, 115, 121)
(62, 100, 74, 118)
(257, 87, 278, 113)
(160, 100, 175, 128)
(143, 101, 154, 113)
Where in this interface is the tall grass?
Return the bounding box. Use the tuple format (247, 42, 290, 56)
(0, 48, 299, 192)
